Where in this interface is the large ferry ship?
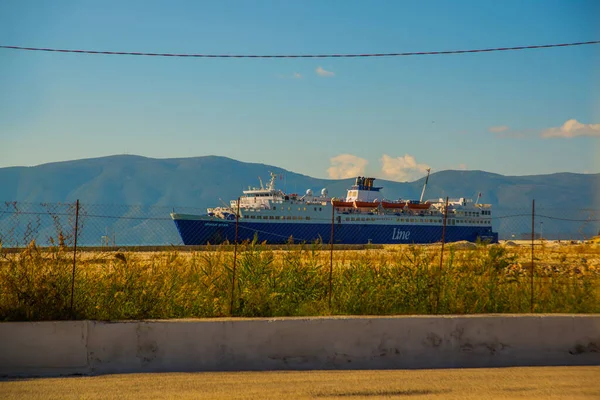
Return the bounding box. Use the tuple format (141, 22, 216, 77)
(171, 171, 498, 245)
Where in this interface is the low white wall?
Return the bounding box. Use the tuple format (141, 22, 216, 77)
(1, 315, 598, 376)
(0, 321, 88, 376)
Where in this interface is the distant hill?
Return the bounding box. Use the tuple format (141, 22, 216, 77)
(0, 155, 598, 245)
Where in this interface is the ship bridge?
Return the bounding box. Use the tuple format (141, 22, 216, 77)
(345, 176, 382, 202)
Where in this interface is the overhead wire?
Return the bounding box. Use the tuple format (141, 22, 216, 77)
(1, 40, 599, 59)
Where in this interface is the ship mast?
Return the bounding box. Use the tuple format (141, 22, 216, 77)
(267, 171, 277, 190)
(419, 168, 431, 203)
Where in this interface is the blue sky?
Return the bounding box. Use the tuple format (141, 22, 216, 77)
(1, 0, 599, 181)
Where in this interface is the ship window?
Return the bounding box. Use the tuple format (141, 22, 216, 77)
(288, 207, 291, 211)
(286, 216, 291, 220)
(281, 207, 284, 210)
(314, 207, 317, 211)
(319, 208, 322, 211)
(346, 217, 349, 221)
(273, 207, 276, 210)
(303, 207, 306, 211)
(256, 216, 261, 219)
(298, 207, 301, 211)
(306, 216, 310, 220)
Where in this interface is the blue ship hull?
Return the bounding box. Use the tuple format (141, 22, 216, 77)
(172, 219, 498, 245)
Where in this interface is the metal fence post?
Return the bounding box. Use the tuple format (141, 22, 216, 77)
(437, 196, 449, 313)
(531, 199, 535, 313)
(439, 196, 449, 269)
(70, 199, 80, 319)
(230, 198, 240, 315)
(329, 203, 335, 310)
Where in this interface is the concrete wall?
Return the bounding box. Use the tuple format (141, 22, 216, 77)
(1, 315, 598, 376)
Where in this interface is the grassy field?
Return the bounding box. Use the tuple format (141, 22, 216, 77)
(2, 367, 599, 399)
(0, 240, 599, 321)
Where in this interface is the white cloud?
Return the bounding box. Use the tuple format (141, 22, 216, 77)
(380, 154, 431, 182)
(292, 72, 303, 79)
(327, 154, 368, 179)
(540, 119, 600, 138)
(488, 125, 509, 133)
(316, 66, 335, 77)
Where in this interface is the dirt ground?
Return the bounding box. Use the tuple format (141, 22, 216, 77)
(2, 366, 599, 399)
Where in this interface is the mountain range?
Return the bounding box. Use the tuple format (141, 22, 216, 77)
(1, 155, 598, 245)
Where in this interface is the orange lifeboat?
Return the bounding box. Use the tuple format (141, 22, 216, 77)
(353, 201, 378, 208)
(381, 201, 405, 209)
(332, 200, 353, 207)
(406, 202, 430, 210)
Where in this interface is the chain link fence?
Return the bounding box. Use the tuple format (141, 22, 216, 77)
(1, 200, 599, 320)
(2, 201, 598, 248)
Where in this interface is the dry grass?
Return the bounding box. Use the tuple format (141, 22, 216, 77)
(1, 240, 599, 320)
(2, 367, 599, 399)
